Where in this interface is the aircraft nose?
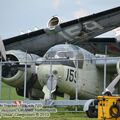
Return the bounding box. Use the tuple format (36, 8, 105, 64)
(37, 64, 64, 88)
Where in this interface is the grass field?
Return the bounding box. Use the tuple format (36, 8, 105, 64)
(0, 112, 97, 120)
(1, 83, 23, 100)
(0, 83, 97, 120)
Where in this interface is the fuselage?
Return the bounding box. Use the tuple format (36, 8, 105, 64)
(37, 44, 104, 99)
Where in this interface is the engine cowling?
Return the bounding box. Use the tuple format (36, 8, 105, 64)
(2, 50, 39, 88)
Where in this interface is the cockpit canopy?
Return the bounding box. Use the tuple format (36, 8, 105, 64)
(44, 44, 80, 60)
(44, 44, 95, 69)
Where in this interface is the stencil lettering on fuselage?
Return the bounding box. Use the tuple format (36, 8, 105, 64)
(66, 68, 76, 83)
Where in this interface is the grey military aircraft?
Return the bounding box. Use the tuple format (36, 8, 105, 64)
(0, 6, 120, 107)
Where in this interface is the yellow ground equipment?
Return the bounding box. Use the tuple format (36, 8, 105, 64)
(98, 96, 120, 120)
(84, 71, 120, 119)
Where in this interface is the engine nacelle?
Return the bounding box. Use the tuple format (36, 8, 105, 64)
(2, 50, 39, 88)
(47, 16, 60, 29)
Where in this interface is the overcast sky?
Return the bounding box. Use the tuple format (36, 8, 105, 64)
(0, 0, 120, 39)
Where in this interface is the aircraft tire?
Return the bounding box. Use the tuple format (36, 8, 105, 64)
(86, 106, 98, 118)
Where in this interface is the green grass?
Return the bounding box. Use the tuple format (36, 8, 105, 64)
(1, 83, 23, 100)
(0, 84, 97, 120)
(0, 112, 97, 120)
(50, 112, 97, 120)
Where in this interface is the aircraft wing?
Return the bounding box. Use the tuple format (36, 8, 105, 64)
(3, 6, 120, 56)
(77, 37, 120, 56)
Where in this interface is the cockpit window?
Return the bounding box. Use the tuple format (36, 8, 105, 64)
(45, 51, 56, 59)
(56, 51, 74, 59)
(45, 51, 74, 59)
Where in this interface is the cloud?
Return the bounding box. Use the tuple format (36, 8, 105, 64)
(73, 9, 89, 18)
(52, 0, 60, 9)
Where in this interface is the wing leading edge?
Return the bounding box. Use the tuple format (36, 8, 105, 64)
(3, 6, 120, 56)
(77, 38, 120, 56)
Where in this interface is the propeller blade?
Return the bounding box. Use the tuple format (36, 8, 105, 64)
(47, 75, 57, 93)
(13, 64, 31, 71)
(11, 64, 31, 68)
(2, 62, 31, 78)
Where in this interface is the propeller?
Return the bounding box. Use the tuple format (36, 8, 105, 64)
(2, 61, 31, 78)
(2, 54, 30, 78)
(2, 62, 18, 78)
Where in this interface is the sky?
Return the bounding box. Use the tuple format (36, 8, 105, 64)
(0, 0, 120, 39)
